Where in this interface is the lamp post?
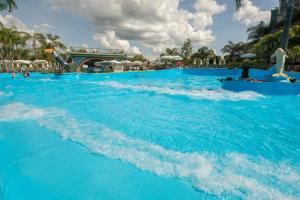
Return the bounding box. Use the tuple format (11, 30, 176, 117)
(281, 0, 294, 50)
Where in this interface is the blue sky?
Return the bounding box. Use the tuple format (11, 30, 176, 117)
(3, 0, 278, 56)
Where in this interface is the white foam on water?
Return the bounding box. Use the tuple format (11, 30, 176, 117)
(0, 102, 299, 199)
(0, 103, 62, 121)
(39, 78, 54, 82)
(90, 81, 264, 101)
(0, 91, 13, 98)
(5, 85, 14, 89)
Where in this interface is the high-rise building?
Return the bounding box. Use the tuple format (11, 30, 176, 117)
(270, 7, 279, 29)
(270, 0, 300, 28)
(279, 0, 300, 15)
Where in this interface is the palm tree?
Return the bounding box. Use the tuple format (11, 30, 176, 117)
(181, 38, 192, 59)
(0, 0, 17, 12)
(32, 32, 46, 59)
(247, 21, 270, 43)
(0, 26, 31, 71)
(46, 33, 66, 50)
(166, 48, 179, 56)
(234, 0, 242, 11)
(221, 41, 247, 61)
(234, 0, 294, 50)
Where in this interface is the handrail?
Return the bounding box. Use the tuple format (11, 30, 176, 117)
(69, 47, 124, 54)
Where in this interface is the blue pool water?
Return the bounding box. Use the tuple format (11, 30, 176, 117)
(0, 69, 299, 200)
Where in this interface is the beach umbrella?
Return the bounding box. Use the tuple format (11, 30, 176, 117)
(13, 60, 32, 64)
(110, 60, 121, 65)
(240, 53, 256, 59)
(133, 61, 143, 65)
(173, 55, 183, 61)
(33, 60, 48, 64)
(160, 55, 183, 61)
(94, 61, 112, 66)
(160, 55, 172, 60)
(122, 60, 132, 65)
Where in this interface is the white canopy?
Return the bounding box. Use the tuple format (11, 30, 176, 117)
(13, 60, 32, 64)
(110, 60, 121, 64)
(33, 60, 48, 64)
(240, 53, 256, 59)
(132, 61, 143, 65)
(173, 55, 183, 61)
(122, 60, 132, 64)
(94, 61, 113, 66)
(160, 55, 183, 61)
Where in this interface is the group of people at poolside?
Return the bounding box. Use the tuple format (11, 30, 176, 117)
(11, 70, 30, 79)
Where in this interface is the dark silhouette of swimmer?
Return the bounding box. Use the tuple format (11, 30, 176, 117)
(23, 72, 30, 78)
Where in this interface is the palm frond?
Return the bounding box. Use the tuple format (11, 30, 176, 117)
(0, 0, 17, 12)
(234, 0, 242, 11)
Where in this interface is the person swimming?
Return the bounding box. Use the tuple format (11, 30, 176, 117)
(23, 71, 30, 78)
(12, 70, 16, 79)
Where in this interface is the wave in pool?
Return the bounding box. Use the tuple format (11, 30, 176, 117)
(88, 81, 264, 101)
(0, 103, 299, 200)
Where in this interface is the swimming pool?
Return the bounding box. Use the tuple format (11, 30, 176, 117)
(0, 69, 299, 200)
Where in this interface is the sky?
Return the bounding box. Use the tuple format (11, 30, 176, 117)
(0, 0, 278, 56)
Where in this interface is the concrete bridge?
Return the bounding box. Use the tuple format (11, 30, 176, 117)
(68, 47, 126, 71)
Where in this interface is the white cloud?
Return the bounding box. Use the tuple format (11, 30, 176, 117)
(93, 31, 141, 54)
(194, 0, 226, 15)
(81, 43, 89, 49)
(50, 0, 226, 54)
(33, 23, 54, 33)
(233, 0, 271, 26)
(0, 14, 32, 33)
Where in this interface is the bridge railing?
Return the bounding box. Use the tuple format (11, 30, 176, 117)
(69, 47, 124, 54)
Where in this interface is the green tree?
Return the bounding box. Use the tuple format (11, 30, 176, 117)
(166, 48, 179, 56)
(0, 25, 31, 71)
(197, 47, 210, 60)
(181, 38, 192, 59)
(234, 0, 242, 11)
(128, 54, 146, 62)
(32, 32, 47, 59)
(221, 41, 247, 61)
(0, 0, 17, 12)
(46, 33, 66, 50)
(191, 47, 216, 66)
(247, 21, 270, 43)
(254, 25, 300, 65)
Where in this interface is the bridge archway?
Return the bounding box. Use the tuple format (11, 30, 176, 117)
(69, 50, 126, 72)
(77, 58, 105, 72)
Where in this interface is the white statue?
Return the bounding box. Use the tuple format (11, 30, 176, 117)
(265, 48, 288, 80)
(265, 48, 296, 82)
(271, 48, 288, 74)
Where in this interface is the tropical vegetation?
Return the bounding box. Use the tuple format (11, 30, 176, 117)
(156, 0, 298, 69)
(0, 0, 16, 12)
(0, 22, 67, 72)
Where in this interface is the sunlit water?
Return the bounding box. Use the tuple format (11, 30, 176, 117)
(0, 69, 299, 200)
